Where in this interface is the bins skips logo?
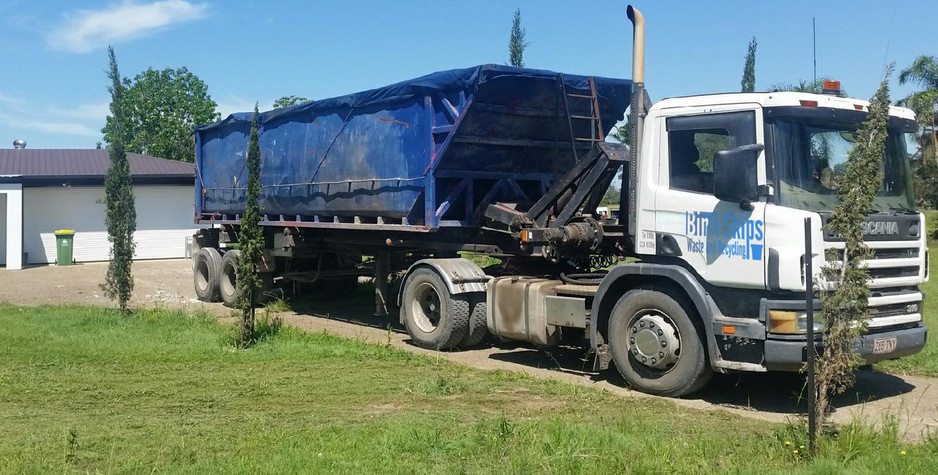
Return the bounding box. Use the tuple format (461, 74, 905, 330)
(685, 212, 764, 261)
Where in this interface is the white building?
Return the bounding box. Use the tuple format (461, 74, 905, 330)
(0, 146, 200, 270)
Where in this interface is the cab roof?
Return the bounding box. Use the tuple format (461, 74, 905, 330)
(654, 92, 916, 121)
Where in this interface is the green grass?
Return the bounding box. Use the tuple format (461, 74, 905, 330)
(1, 305, 936, 473)
(458, 251, 503, 269)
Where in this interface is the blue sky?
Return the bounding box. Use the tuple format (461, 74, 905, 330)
(0, 0, 932, 149)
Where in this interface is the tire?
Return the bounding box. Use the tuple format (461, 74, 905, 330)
(193, 247, 222, 302)
(220, 250, 241, 308)
(459, 293, 488, 348)
(401, 268, 470, 350)
(220, 250, 274, 308)
(608, 288, 712, 397)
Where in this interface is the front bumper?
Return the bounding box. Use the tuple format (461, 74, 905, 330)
(764, 323, 927, 372)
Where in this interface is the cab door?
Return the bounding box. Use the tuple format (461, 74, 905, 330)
(653, 108, 767, 289)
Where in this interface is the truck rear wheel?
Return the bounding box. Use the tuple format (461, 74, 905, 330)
(401, 268, 470, 350)
(459, 294, 488, 348)
(608, 288, 711, 397)
(194, 247, 222, 302)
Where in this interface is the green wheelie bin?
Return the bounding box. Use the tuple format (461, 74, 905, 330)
(54, 229, 75, 266)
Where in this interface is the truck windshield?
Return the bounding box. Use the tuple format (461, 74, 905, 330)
(766, 107, 918, 213)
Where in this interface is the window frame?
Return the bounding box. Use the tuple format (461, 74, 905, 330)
(665, 111, 757, 195)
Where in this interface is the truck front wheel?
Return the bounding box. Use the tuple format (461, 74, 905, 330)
(401, 268, 470, 350)
(608, 288, 711, 397)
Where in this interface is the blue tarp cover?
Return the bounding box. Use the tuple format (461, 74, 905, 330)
(196, 64, 632, 224)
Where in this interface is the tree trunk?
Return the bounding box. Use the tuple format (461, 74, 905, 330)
(922, 121, 938, 163)
(813, 377, 828, 450)
(925, 129, 932, 165)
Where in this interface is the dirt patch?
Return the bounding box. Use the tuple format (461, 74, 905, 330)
(1, 259, 936, 440)
(0, 260, 214, 311)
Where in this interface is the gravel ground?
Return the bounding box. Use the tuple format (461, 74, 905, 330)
(2, 258, 936, 440)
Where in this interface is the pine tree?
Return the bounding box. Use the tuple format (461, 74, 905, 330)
(812, 65, 894, 441)
(238, 105, 264, 347)
(740, 37, 757, 93)
(102, 46, 137, 314)
(508, 8, 528, 68)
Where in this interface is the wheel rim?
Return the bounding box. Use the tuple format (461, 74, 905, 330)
(196, 258, 210, 293)
(412, 282, 442, 333)
(627, 309, 681, 372)
(221, 262, 236, 298)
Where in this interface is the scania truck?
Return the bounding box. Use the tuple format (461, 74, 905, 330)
(190, 6, 927, 396)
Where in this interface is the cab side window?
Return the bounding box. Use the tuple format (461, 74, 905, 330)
(667, 111, 756, 194)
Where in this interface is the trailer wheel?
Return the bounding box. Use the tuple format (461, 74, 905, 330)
(193, 247, 222, 302)
(401, 268, 470, 350)
(220, 250, 241, 308)
(459, 294, 488, 348)
(608, 288, 711, 397)
(219, 250, 273, 308)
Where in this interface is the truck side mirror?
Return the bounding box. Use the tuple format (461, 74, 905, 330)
(713, 143, 763, 206)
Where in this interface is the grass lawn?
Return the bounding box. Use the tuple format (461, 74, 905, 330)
(0, 305, 936, 473)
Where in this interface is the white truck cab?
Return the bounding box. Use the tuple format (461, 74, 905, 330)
(624, 90, 926, 374)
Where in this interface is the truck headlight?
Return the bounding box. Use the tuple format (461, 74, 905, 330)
(769, 310, 823, 334)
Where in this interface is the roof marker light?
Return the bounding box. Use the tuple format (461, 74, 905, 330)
(821, 80, 842, 96)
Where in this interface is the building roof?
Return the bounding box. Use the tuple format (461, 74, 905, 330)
(0, 149, 194, 186)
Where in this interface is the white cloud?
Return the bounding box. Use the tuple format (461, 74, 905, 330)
(53, 101, 112, 121)
(20, 121, 100, 137)
(48, 1, 208, 53)
(215, 95, 269, 119)
(0, 93, 28, 106)
(0, 94, 110, 141)
(0, 113, 100, 137)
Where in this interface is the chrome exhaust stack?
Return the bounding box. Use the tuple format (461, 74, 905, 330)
(627, 5, 645, 83)
(623, 5, 646, 250)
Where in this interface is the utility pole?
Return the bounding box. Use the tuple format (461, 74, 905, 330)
(813, 17, 817, 87)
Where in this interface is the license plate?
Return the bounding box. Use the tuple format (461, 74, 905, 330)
(873, 337, 897, 354)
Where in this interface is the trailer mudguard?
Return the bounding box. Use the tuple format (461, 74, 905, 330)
(396, 258, 489, 323)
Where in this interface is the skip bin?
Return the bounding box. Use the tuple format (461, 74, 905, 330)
(54, 229, 75, 266)
(194, 65, 632, 229)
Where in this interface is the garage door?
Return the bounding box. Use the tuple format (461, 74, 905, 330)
(22, 185, 202, 264)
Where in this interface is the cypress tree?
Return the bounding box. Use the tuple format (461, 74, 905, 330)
(812, 66, 894, 441)
(740, 37, 757, 93)
(508, 8, 528, 68)
(238, 105, 264, 347)
(102, 46, 137, 314)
